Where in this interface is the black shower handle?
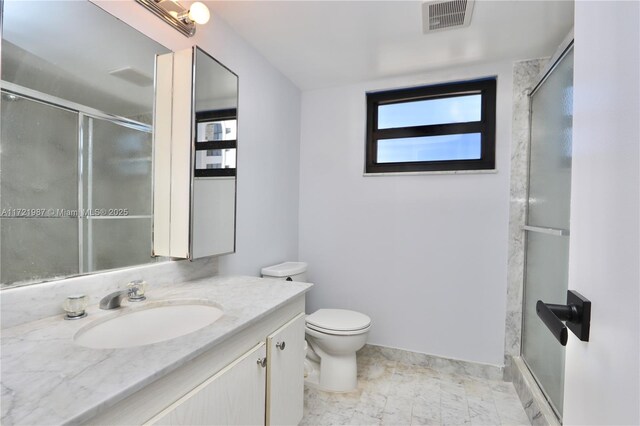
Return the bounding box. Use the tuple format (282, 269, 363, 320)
(536, 301, 574, 345)
(536, 290, 591, 346)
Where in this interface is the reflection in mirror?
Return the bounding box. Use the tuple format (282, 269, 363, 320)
(0, 1, 171, 288)
(191, 48, 238, 259)
(194, 110, 237, 175)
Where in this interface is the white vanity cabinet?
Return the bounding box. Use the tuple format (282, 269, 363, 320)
(85, 297, 306, 426)
(148, 313, 307, 426)
(149, 343, 267, 425)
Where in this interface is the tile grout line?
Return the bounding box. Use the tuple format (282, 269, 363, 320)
(463, 379, 472, 425)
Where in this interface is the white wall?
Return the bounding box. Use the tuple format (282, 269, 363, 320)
(563, 1, 639, 424)
(299, 62, 513, 366)
(94, 1, 302, 276)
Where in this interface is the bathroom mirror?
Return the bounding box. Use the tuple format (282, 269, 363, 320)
(0, 1, 171, 288)
(152, 47, 237, 259)
(191, 48, 238, 258)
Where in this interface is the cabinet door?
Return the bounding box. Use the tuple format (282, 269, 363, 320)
(148, 342, 266, 426)
(266, 313, 306, 426)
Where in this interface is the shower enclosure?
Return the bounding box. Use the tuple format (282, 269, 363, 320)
(0, 87, 156, 286)
(521, 42, 574, 418)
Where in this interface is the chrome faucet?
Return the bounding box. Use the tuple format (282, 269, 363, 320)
(99, 291, 129, 310)
(99, 280, 147, 310)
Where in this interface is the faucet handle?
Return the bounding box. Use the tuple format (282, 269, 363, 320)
(63, 295, 88, 320)
(127, 280, 147, 302)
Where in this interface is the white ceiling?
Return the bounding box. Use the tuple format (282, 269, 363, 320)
(208, 0, 574, 90)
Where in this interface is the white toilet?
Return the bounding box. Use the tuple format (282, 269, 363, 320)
(261, 262, 371, 392)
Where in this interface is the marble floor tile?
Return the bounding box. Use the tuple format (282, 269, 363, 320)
(467, 396, 501, 426)
(350, 412, 384, 426)
(440, 383, 471, 426)
(412, 392, 441, 425)
(301, 350, 530, 426)
(382, 395, 413, 425)
(301, 410, 354, 426)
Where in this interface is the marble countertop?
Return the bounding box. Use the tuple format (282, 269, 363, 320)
(0, 275, 312, 426)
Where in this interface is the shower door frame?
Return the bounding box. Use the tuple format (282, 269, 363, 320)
(520, 32, 575, 422)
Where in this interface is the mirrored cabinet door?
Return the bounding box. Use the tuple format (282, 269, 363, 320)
(153, 47, 238, 260)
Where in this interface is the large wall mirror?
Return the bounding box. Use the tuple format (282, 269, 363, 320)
(0, 1, 171, 288)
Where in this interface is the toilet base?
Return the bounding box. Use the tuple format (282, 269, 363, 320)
(319, 352, 358, 392)
(304, 358, 359, 393)
(304, 352, 359, 392)
(303, 358, 321, 388)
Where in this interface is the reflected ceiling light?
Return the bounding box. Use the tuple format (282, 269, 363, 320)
(136, 0, 210, 37)
(186, 2, 210, 25)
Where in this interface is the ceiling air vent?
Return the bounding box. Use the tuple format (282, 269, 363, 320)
(422, 0, 475, 33)
(108, 67, 154, 87)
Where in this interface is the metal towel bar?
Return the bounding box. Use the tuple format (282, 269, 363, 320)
(523, 225, 570, 236)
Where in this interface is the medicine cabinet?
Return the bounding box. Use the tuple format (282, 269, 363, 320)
(153, 47, 238, 259)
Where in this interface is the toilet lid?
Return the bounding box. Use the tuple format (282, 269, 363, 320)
(306, 309, 371, 332)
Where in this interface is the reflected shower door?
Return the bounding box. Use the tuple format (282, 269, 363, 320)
(522, 47, 574, 418)
(1, 89, 158, 286)
(0, 92, 80, 284)
(81, 116, 154, 272)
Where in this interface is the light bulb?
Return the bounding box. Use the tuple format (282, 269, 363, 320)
(188, 2, 210, 25)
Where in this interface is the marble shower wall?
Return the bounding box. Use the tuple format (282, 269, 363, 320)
(504, 58, 549, 358)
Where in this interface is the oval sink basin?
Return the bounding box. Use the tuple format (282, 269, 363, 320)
(74, 301, 223, 349)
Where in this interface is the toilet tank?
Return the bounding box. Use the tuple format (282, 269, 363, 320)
(261, 262, 307, 282)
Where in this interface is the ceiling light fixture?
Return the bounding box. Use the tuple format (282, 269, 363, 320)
(136, 0, 210, 37)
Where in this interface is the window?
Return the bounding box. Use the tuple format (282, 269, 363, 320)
(365, 78, 496, 173)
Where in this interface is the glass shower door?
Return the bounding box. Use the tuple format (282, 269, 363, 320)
(521, 46, 574, 418)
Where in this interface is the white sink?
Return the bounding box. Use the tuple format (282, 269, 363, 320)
(74, 300, 224, 349)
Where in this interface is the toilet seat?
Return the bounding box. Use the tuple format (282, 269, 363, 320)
(306, 322, 371, 336)
(306, 309, 371, 335)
